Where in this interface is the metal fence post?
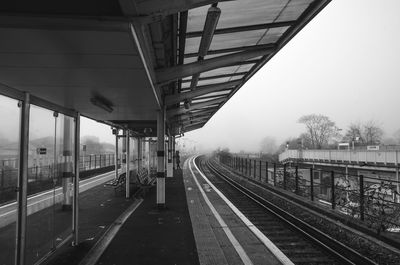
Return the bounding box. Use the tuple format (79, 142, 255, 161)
(273, 163, 276, 186)
(331, 171, 335, 209)
(253, 160, 256, 179)
(283, 164, 287, 190)
(359, 174, 364, 221)
(89, 155, 92, 169)
(295, 165, 299, 194)
(259, 160, 262, 181)
(310, 167, 314, 201)
(265, 161, 268, 184)
(1, 167, 4, 188)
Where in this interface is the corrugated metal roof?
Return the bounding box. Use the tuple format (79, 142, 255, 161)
(164, 0, 331, 135)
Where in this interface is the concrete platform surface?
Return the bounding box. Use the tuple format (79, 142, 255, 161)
(95, 168, 199, 265)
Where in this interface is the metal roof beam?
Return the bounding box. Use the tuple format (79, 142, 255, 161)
(189, 6, 221, 93)
(167, 106, 217, 119)
(167, 97, 224, 116)
(172, 110, 214, 122)
(181, 71, 247, 83)
(185, 20, 296, 38)
(156, 48, 271, 83)
(165, 79, 240, 105)
(185, 43, 275, 58)
(184, 122, 206, 132)
(173, 116, 209, 126)
(133, 0, 220, 16)
(178, 11, 188, 65)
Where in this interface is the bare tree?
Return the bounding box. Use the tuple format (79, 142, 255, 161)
(362, 120, 383, 145)
(298, 114, 339, 149)
(343, 123, 365, 144)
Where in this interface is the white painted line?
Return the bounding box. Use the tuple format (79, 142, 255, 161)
(188, 157, 254, 265)
(192, 156, 294, 265)
(79, 198, 143, 265)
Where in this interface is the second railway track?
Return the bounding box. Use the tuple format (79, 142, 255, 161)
(197, 156, 377, 265)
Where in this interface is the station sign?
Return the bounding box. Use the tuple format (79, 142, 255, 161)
(367, 145, 380, 151)
(36, 148, 47, 155)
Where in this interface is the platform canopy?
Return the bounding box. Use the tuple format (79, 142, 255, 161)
(0, 0, 330, 136)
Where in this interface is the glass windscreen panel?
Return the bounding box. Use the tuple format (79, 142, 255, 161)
(26, 105, 75, 265)
(0, 95, 21, 265)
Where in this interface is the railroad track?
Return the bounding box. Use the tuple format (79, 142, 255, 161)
(197, 157, 376, 265)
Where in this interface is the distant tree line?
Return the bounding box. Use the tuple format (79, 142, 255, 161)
(259, 113, 400, 155)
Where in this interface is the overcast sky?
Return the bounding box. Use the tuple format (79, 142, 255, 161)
(183, 0, 400, 152)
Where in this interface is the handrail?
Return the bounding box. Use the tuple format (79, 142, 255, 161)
(279, 149, 400, 166)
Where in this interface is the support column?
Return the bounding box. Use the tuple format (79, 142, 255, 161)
(147, 138, 151, 174)
(121, 130, 127, 198)
(114, 129, 119, 180)
(157, 109, 166, 208)
(167, 135, 173, 177)
(72, 113, 80, 246)
(137, 137, 142, 170)
(62, 116, 74, 211)
(15, 93, 30, 265)
(172, 136, 176, 170)
(125, 132, 130, 198)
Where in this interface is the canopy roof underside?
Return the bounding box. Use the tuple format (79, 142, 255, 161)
(0, 0, 330, 136)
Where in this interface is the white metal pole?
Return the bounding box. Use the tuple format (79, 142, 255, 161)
(115, 129, 119, 180)
(157, 109, 165, 207)
(15, 93, 30, 265)
(72, 113, 80, 246)
(125, 132, 130, 199)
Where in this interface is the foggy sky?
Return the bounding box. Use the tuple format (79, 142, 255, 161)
(184, 0, 400, 153)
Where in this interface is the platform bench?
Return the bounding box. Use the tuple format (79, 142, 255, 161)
(136, 168, 155, 196)
(104, 172, 126, 195)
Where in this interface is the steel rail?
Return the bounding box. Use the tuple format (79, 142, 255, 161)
(198, 157, 377, 265)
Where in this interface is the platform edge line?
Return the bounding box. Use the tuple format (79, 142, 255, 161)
(188, 156, 254, 265)
(193, 156, 294, 265)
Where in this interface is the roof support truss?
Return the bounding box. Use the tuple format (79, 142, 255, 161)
(181, 71, 247, 83)
(167, 97, 224, 116)
(185, 20, 296, 38)
(165, 79, 240, 105)
(184, 43, 275, 58)
(156, 48, 272, 83)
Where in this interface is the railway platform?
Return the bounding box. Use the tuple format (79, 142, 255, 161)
(45, 157, 290, 265)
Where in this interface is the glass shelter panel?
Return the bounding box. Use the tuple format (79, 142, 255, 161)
(0, 95, 21, 265)
(26, 105, 75, 265)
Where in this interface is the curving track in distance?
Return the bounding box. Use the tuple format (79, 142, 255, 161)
(196, 156, 377, 265)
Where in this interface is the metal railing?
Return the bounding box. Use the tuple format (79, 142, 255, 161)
(279, 149, 400, 166)
(0, 153, 118, 205)
(219, 155, 400, 234)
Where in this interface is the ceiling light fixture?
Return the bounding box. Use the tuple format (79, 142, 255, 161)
(90, 96, 114, 113)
